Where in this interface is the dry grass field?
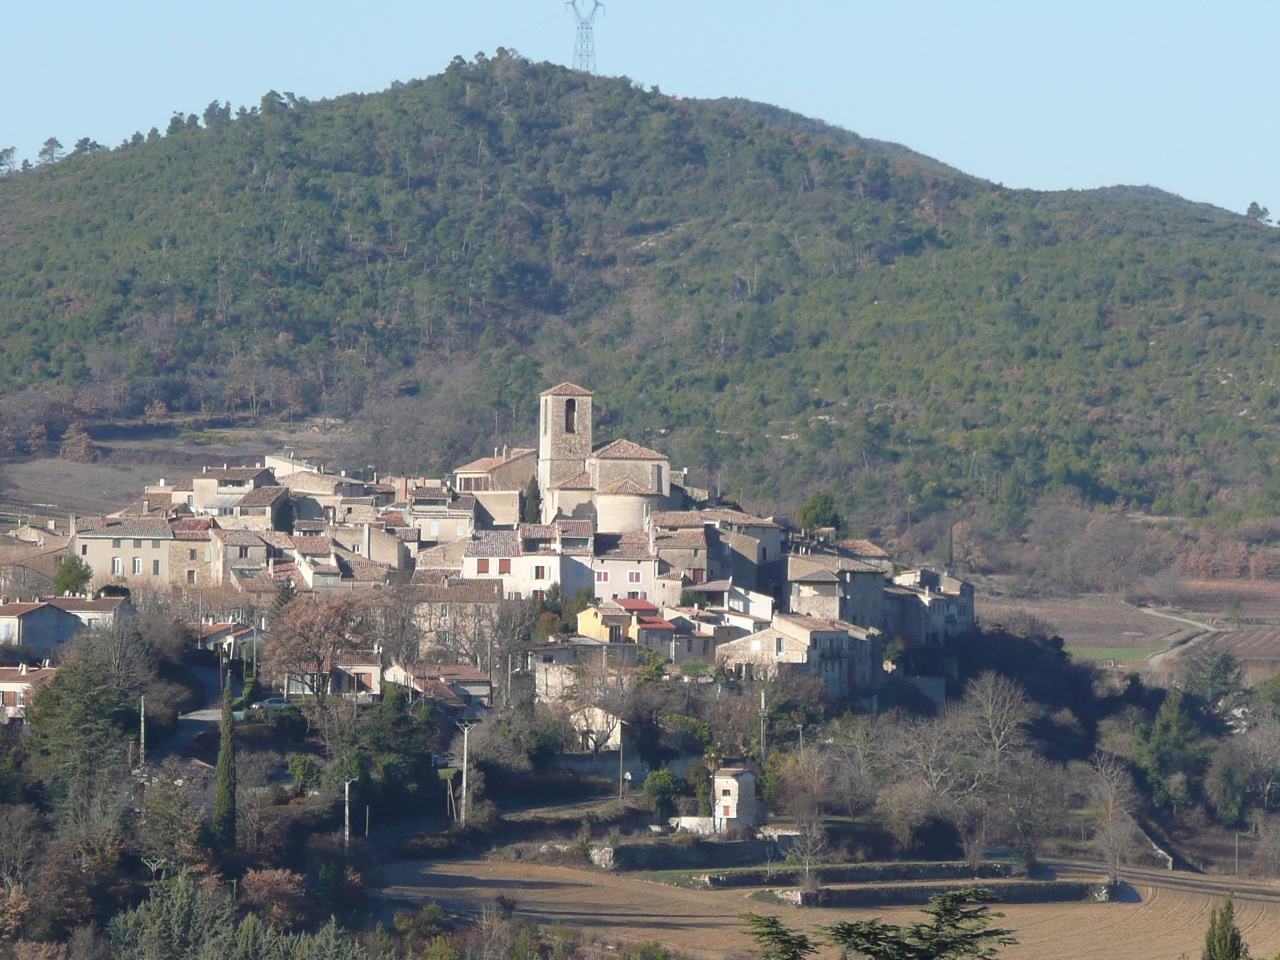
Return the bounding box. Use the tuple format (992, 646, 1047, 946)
(976, 596, 1177, 653)
(373, 858, 1280, 960)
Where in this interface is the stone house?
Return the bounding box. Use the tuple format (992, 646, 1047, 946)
(70, 516, 173, 589)
(714, 767, 762, 831)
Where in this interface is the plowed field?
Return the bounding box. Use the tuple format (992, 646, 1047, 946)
(373, 858, 1280, 960)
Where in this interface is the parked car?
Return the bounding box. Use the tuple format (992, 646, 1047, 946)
(250, 696, 295, 711)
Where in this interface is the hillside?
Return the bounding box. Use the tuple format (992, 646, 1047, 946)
(3, 52, 1280, 548)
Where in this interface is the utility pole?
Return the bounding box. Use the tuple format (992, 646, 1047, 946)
(759, 686, 766, 764)
(618, 719, 627, 800)
(457, 721, 475, 826)
(344, 779, 357, 852)
(139, 695, 146, 765)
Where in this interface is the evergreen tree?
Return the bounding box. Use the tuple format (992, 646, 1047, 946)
(739, 913, 817, 960)
(1202, 895, 1249, 960)
(52, 555, 92, 596)
(212, 675, 236, 854)
(795, 491, 841, 532)
(523, 476, 542, 524)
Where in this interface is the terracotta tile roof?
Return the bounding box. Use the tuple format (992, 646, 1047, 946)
(591, 439, 666, 461)
(415, 580, 504, 603)
(599, 478, 659, 496)
(541, 383, 593, 397)
(655, 529, 707, 550)
(422, 677, 465, 707)
(212, 529, 265, 547)
(290, 536, 332, 556)
(237, 485, 287, 506)
(637, 616, 676, 630)
(0, 666, 57, 684)
(465, 530, 520, 558)
(615, 598, 659, 613)
(46, 597, 128, 613)
(412, 567, 461, 586)
(552, 472, 595, 491)
(455, 449, 536, 475)
(116, 496, 169, 517)
(0, 602, 48, 617)
(651, 511, 706, 529)
(518, 524, 557, 541)
(690, 579, 732, 592)
(836, 538, 890, 558)
(379, 512, 409, 527)
(259, 531, 294, 549)
(171, 518, 216, 541)
(556, 519, 594, 538)
(428, 664, 492, 683)
(594, 531, 654, 561)
(76, 517, 174, 539)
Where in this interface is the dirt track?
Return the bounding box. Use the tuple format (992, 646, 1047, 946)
(373, 858, 1280, 960)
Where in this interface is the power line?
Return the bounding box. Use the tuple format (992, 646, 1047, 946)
(567, 0, 605, 74)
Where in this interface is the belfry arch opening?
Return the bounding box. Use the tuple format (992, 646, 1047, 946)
(565, 399, 577, 434)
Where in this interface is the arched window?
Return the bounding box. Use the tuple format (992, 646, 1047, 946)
(564, 398, 577, 434)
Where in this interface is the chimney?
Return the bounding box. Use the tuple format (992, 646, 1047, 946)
(363, 522, 373, 560)
(19, 663, 27, 675)
(503, 445, 509, 461)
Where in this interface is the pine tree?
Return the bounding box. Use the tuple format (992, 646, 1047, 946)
(1202, 895, 1248, 960)
(212, 675, 236, 854)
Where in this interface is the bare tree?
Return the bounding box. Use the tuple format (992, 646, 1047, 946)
(572, 647, 634, 754)
(1087, 754, 1141, 887)
(368, 586, 424, 670)
(0, 805, 41, 893)
(960, 672, 1032, 771)
(77, 620, 153, 694)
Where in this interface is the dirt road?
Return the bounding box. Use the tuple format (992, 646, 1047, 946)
(373, 858, 1280, 960)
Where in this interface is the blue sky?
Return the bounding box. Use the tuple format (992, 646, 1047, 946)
(3, 1, 1275, 216)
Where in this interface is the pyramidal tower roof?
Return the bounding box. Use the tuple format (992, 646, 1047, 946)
(541, 382, 593, 397)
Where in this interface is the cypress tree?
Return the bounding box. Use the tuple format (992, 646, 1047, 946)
(522, 475, 542, 525)
(1202, 895, 1248, 960)
(212, 674, 236, 853)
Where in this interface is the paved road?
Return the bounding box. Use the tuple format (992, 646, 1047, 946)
(150, 665, 239, 765)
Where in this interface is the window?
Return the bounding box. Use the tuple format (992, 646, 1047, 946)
(498, 558, 511, 575)
(457, 522, 466, 537)
(152, 540, 161, 549)
(534, 565, 547, 580)
(238, 546, 249, 559)
(81, 545, 88, 556)
(189, 549, 198, 561)
(776, 636, 784, 655)
(111, 557, 122, 575)
(722, 788, 731, 797)
(186, 495, 194, 506)
(152, 559, 160, 576)
(187, 570, 196, 584)
(112, 539, 121, 549)
(564, 398, 577, 434)
(532, 590, 546, 601)
(686, 638, 694, 653)
(132, 557, 142, 575)
(133, 539, 143, 549)
(477, 559, 490, 574)
(429, 521, 439, 538)
(595, 571, 609, 583)
(628, 571, 642, 584)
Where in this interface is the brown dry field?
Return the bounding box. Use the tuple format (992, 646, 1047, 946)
(1177, 580, 1280, 620)
(373, 858, 1280, 960)
(976, 596, 1176, 649)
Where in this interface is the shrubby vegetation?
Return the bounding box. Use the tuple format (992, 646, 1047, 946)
(3, 54, 1280, 550)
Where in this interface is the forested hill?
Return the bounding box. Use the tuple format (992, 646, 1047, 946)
(2, 51, 1280, 542)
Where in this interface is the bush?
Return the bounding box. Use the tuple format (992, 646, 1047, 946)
(287, 754, 321, 793)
